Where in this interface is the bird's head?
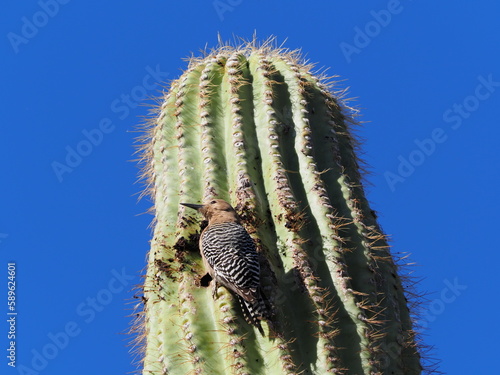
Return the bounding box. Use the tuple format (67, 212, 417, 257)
(180, 199, 239, 224)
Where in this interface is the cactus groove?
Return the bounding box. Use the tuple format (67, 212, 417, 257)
(133, 40, 430, 375)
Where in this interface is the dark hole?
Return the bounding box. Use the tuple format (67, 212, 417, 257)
(200, 273, 213, 287)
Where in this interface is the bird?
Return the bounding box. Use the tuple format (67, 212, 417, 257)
(180, 199, 270, 335)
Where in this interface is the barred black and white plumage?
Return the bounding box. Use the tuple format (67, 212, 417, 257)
(201, 222, 269, 334)
(181, 199, 271, 335)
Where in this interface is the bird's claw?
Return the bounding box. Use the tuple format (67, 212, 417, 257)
(212, 282, 219, 299)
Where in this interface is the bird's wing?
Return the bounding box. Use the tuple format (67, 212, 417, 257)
(213, 250, 260, 302)
(201, 222, 261, 301)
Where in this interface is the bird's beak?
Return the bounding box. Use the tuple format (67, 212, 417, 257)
(180, 202, 204, 211)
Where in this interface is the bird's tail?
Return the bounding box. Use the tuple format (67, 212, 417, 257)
(237, 290, 272, 336)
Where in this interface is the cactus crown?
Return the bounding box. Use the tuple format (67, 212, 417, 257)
(131, 38, 434, 375)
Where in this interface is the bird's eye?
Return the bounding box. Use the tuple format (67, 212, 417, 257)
(210, 200, 216, 204)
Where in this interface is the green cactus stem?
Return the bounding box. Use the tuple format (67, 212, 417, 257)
(133, 40, 428, 375)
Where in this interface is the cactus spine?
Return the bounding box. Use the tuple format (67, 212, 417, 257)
(135, 41, 425, 375)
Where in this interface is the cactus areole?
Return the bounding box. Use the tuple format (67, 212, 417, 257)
(135, 41, 426, 375)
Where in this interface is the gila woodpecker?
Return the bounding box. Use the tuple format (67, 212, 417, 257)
(180, 199, 270, 335)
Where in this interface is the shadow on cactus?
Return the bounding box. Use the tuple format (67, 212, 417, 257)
(131, 38, 436, 375)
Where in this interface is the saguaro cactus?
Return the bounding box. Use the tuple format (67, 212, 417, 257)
(134, 41, 426, 375)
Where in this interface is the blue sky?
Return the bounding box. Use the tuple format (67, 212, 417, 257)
(1, 1, 499, 374)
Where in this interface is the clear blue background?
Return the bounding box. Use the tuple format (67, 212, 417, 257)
(1, 1, 499, 374)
